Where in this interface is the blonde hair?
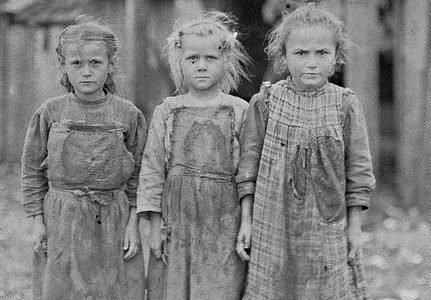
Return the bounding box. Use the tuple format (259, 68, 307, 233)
(167, 11, 251, 94)
(266, 4, 348, 74)
(56, 16, 118, 94)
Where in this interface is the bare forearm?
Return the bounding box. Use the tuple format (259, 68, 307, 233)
(240, 195, 253, 223)
(128, 206, 138, 224)
(33, 214, 45, 226)
(148, 212, 162, 227)
(347, 206, 362, 232)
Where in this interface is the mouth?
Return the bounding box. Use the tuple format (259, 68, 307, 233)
(80, 81, 95, 84)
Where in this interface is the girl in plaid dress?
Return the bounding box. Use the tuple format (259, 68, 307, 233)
(137, 12, 251, 300)
(236, 4, 375, 299)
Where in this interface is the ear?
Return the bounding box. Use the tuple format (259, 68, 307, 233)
(58, 63, 66, 74)
(58, 57, 66, 71)
(109, 57, 117, 73)
(329, 61, 336, 77)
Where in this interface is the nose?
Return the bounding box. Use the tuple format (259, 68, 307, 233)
(196, 58, 207, 71)
(82, 63, 92, 77)
(306, 54, 317, 68)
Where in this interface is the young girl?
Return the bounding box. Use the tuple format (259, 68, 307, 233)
(21, 19, 147, 299)
(136, 11, 251, 300)
(236, 4, 375, 299)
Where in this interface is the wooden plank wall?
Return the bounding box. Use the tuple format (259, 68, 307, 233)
(0, 0, 203, 163)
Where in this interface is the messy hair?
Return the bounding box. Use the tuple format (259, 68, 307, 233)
(56, 16, 118, 94)
(266, 4, 348, 74)
(167, 11, 251, 94)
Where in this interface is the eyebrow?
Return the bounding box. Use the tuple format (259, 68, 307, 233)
(291, 47, 333, 51)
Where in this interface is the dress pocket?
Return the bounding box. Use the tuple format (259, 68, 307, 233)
(311, 125, 346, 223)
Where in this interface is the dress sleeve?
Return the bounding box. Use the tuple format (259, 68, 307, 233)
(342, 92, 376, 208)
(124, 109, 148, 207)
(21, 106, 50, 217)
(136, 105, 167, 214)
(236, 92, 268, 200)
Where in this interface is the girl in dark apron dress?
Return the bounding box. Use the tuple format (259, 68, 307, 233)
(21, 18, 147, 299)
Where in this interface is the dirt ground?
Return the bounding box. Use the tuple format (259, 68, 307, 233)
(1, 164, 430, 299)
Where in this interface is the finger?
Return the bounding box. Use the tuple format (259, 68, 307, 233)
(236, 247, 250, 262)
(124, 246, 139, 261)
(347, 249, 356, 263)
(236, 241, 250, 262)
(244, 236, 251, 249)
(41, 239, 48, 253)
(123, 236, 130, 251)
(33, 237, 43, 252)
(151, 246, 162, 259)
(124, 248, 133, 261)
(33, 243, 41, 252)
(130, 241, 140, 255)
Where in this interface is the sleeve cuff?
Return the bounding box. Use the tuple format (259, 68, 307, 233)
(346, 193, 370, 209)
(25, 210, 44, 218)
(136, 203, 162, 214)
(238, 182, 256, 200)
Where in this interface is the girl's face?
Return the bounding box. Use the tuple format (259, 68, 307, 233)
(181, 35, 225, 97)
(63, 41, 111, 101)
(284, 25, 336, 92)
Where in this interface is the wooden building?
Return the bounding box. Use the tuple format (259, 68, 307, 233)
(1, 0, 429, 210)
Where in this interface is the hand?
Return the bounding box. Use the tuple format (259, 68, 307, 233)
(236, 220, 251, 262)
(123, 220, 141, 261)
(149, 225, 163, 259)
(347, 228, 366, 263)
(32, 215, 47, 254)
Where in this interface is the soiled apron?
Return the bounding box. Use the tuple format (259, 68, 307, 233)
(33, 121, 145, 300)
(147, 106, 246, 300)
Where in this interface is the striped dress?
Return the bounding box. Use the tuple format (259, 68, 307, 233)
(236, 78, 375, 300)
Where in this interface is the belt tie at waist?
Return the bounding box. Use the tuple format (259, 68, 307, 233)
(48, 186, 124, 205)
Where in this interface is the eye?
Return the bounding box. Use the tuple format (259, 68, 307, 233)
(207, 55, 218, 61)
(317, 50, 329, 56)
(90, 59, 103, 65)
(294, 51, 307, 56)
(70, 60, 81, 66)
(186, 55, 198, 63)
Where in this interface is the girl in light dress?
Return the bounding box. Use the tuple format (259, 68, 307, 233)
(136, 11, 251, 300)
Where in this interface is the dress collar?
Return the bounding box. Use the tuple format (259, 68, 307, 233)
(284, 76, 328, 97)
(70, 92, 110, 105)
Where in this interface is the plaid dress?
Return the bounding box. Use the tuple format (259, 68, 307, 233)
(236, 78, 375, 300)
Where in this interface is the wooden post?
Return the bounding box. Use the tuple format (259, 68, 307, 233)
(394, 0, 429, 208)
(412, 1, 431, 211)
(6, 25, 36, 163)
(0, 15, 8, 163)
(344, 0, 381, 183)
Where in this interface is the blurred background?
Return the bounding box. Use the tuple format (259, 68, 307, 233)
(1, 0, 431, 299)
